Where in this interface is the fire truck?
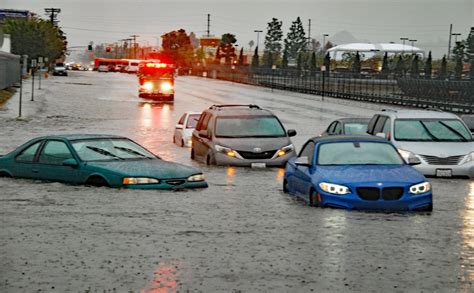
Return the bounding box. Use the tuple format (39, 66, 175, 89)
(137, 60, 175, 101)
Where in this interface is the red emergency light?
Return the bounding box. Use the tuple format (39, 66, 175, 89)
(146, 63, 167, 68)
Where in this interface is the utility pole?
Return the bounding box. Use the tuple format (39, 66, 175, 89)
(447, 24, 453, 59)
(409, 39, 417, 54)
(44, 8, 61, 26)
(322, 34, 329, 53)
(400, 37, 409, 53)
(130, 35, 139, 59)
(254, 30, 263, 53)
(207, 14, 211, 37)
(307, 19, 311, 50)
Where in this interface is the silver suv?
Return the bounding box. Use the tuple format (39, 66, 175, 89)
(191, 105, 297, 167)
(367, 109, 473, 178)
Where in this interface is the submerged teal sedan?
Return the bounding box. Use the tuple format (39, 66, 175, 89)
(0, 134, 208, 189)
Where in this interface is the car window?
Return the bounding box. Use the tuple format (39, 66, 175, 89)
(201, 114, 212, 131)
(334, 122, 342, 135)
(344, 123, 369, 135)
(394, 119, 472, 142)
(382, 118, 391, 135)
(215, 116, 286, 138)
(299, 141, 315, 164)
(373, 116, 388, 134)
(38, 141, 74, 165)
(178, 114, 186, 125)
(195, 113, 208, 131)
(72, 138, 156, 161)
(367, 115, 379, 134)
(15, 141, 42, 163)
(327, 122, 336, 134)
(318, 142, 404, 165)
(186, 114, 201, 129)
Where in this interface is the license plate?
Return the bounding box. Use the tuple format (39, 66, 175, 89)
(436, 169, 452, 177)
(251, 163, 266, 168)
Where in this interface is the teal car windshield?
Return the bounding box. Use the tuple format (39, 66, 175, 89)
(215, 116, 286, 138)
(394, 119, 471, 142)
(318, 142, 404, 165)
(72, 139, 156, 161)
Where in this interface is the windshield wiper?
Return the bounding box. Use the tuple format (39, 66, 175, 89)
(438, 121, 468, 142)
(86, 146, 124, 160)
(114, 146, 153, 159)
(419, 121, 440, 141)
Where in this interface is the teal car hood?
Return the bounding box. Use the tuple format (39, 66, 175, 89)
(85, 159, 201, 179)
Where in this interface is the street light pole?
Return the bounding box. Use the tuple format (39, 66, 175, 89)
(409, 39, 417, 54)
(322, 34, 329, 52)
(452, 33, 461, 44)
(400, 37, 409, 54)
(254, 30, 263, 52)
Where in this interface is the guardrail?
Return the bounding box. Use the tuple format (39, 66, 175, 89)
(191, 65, 474, 114)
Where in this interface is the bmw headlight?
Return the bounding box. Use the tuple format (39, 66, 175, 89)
(276, 144, 294, 157)
(215, 145, 239, 158)
(409, 182, 431, 194)
(397, 148, 416, 161)
(319, 182, 350, 195)
(187, 174, 205, 182)
(123, 177, 159, 185)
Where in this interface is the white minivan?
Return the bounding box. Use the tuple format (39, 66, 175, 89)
(173, 112, 202, 147)
(126, 59, 141, 73)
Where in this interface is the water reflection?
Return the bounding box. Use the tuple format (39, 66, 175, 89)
(461, 181, 474, 283)
(141, 260, 182, 293)
(226, 167, 235, 189)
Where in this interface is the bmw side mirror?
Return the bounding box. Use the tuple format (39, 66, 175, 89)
(175, 124, 183, 129)
(62, 158, 79, 168)
(295, 156, 310, 166)
(287, 129, 297, 137)
(407, 156, 421, 166)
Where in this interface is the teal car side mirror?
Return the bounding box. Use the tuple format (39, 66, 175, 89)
(62, 158, 79, 168)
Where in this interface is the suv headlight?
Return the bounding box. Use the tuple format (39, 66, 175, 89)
(462, 152, 474, 164)
(215, 144, 239, 158)
(319, 182, 350, 195)
(187, 174, 205, 182)
(276, 144, 294, 157)
(409, 182, 431, 194)
(397, 148, 416, 161)
(123, 177, 159, 185)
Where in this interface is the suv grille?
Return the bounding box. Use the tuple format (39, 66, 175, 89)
(357, 187, 405, 201)
(420, 155, 465, 165)
(237, 150, 276, 160)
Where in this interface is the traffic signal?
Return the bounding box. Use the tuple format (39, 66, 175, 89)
(88, 44, 93, 51)
(105, 47, 111, 52)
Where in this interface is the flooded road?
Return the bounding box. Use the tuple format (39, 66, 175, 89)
(1, 71, 473, 292)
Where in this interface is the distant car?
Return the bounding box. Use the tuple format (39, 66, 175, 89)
(174, 112, 201, 147)
(321, 118, 371, 136)
(52, 63, 67, 76)
(460, 115, 474, 135)
(191, 104, 297, 167)
(283, 135, 433, 211)
(98, 65, 109, 72)
(0, 134, 208, 190)
(367, 109, 473, 178)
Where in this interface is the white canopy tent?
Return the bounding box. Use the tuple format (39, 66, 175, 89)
(327, 43, 425, 60)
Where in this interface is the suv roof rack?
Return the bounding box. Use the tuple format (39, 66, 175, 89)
(424, 108, 445, 112)
(209, 104, 261, 110)
(381, 108, 397, 112)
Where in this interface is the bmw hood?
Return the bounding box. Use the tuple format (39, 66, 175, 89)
(394, 141, 474, 156)
(316, 165, 426, 185)
(215, 137, 292, 152)
(86, 159, 202, 179)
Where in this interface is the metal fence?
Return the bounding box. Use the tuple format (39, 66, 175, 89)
(0, 51, 20, 90)
(191, 65, 474, 114)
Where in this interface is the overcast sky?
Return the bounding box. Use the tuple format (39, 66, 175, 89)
(3, 0, 473, 57)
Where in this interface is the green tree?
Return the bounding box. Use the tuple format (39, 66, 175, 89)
(4, 17, 67, 66)
(439, 55, 447, 80)
(424, 51, 432, 79)
(284, 17, 306, 60)
(410, 55, 420, 78)
(465, 27, 474, 78)
(309, 51, 317, 70)
(282, 50, 289, 69)
(263, 51, 273, 68)
(323, 52, 331, 73)
(296, 52, 303, 70)
(351, 51, 361, 73)
(161, 29, 194, 68)
(264, 18, 283, 59)
(395, 55, 405, 76)
(381, 52, 390, 76)
(238, 47, 244, 65)
(251, 46, 259, 68)
(218, 33, 237, 64)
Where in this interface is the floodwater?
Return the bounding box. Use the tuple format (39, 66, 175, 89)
(0, 71, 473, 292)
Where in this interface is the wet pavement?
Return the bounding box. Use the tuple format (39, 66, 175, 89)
(0, 71, 473, 292)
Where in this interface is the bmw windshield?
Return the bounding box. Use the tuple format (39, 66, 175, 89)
(72, 139, 156, 161)
(394, 119, 472, 142)
(215, 116, 286, 138)
(318, 142, 404, 165)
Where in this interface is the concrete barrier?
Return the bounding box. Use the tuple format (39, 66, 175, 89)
(0, 51, 20, 89)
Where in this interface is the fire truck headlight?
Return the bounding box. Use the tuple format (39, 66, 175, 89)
(143, 82, 153, 91)
(160, 82, 173, 91)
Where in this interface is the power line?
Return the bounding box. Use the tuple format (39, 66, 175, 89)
(44, 8, 61, 26)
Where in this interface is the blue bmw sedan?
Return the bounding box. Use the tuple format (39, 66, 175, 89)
(283, 136, 433, 211)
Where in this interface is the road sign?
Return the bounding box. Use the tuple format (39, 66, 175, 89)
(38, 56, 43, 63)
(31, 59, 37, 67)
(321, 65, 326, 72)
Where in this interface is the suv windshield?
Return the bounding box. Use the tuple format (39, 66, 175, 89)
(72, 139, 156, 161)
(394, 119, 471, 142)
(318, 142, 404, 165)
(215, 116, 286, 138)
